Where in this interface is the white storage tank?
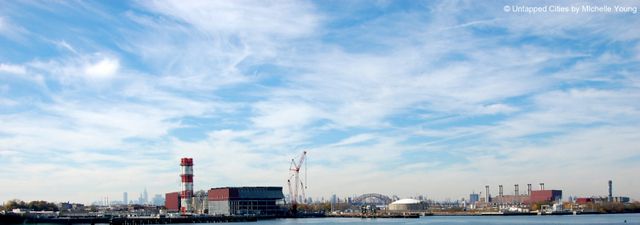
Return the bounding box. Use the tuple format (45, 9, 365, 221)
(388, 199, 426, 211)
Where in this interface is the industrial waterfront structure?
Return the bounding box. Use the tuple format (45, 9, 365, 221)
(529, 190, 562, 203)
(575, 180, 630, 205)
(166, 187, 286, 216)
(388, 199, 426, 212)
(474, 182, 563, 208)
(165, 157, 286, 216)
(208, 187, 286, 216)
(162, 157, 635, 216)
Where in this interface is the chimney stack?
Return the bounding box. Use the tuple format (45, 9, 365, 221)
(499, 185, 503, 197)
(527, 184, 532, 195)
(485, 185, 490, 203)
(515, 184, 519, 196)
(180, 158, 194, 214)
(608, 180, 613, 202)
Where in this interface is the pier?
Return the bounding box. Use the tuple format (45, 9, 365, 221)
(327, 213, 420, 218)
(1, 214, 257, 225)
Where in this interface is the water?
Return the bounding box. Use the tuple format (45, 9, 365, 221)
(35, 214, 640, 225)
(234, 214, 640, 225)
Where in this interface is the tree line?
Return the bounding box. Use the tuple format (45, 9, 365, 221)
(1, 199, 59, 211)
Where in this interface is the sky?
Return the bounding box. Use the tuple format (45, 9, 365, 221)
(1, 0, 640, 204)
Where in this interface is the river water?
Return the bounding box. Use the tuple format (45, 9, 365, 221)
(234, 214, 640, 225)
(36, 214, 640, 225)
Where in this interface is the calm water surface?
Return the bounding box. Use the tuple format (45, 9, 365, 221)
(44, 214, 640, 225)
(242, 214, 639, 224)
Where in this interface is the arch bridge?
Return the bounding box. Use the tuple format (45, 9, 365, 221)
(352, 193, 392, 205)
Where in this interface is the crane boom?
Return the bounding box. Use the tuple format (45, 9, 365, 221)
(287, 151, 307, 214)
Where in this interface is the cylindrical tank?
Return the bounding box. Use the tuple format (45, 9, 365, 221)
(388, 199, 426, 211)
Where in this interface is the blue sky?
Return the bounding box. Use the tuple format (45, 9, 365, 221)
(1, 0, 639, 204)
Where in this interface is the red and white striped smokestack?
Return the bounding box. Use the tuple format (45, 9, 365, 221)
(180, 158, 193, 214)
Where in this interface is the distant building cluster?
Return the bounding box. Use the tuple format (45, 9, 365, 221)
(323, 179, 634, 215)
(468, 183, 562, 210)
(455, 180, 632, 214)
(71, 157, 633, 217)
(571, 180, 630, 206)
(3, 155, 636, 219)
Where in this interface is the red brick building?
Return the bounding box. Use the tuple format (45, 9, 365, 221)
(528, 190, 562, 203)
(165, 192, 181, 212)
(576, 197, 593, 204)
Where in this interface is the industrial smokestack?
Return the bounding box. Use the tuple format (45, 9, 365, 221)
(515, 184, 519, 196)
(527, 184, 532, 195)
(499, 185, 503, 197)
(608, 180, 613, 201)
(539, 183, 545, 190)
(180, 158, 194, 214)
(485, 185, 490, 203)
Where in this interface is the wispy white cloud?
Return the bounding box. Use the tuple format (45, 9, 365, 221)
(251, 101, 321, 129)
(26, 53, 123, 87)
(0, 63, 26, 75)
(84, 57, 119, 78)
(140, 0, 320, 38)
(55, 40, 78, 54)
(328, 134, 377, 147)
(0, 16, 27, 40)
(491, 88, 640, 139)
(0, 98, 17, 107)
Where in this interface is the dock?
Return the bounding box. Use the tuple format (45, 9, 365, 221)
(327, 213, 420, 218)
(1, 214, 257, 225)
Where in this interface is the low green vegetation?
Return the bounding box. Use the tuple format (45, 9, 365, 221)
(2, 199, 59, 212)
(594, 202, 640, 213)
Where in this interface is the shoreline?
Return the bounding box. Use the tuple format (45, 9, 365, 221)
(3, 212, 640, 224)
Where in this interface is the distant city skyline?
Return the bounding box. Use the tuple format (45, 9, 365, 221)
(1, 1, 639, 204)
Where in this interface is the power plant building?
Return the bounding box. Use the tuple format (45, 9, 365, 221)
(164, 157, 286, 216)
(528, 190, 562, 203)
(575, 180, 630, 205)
(492, 184, 529, 205)
(207, 187, 286, 216)
(479, 183, 564, 207)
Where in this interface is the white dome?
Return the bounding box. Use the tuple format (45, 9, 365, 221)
(390, 199, 422, 205)
(388, 199, 426, 211)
